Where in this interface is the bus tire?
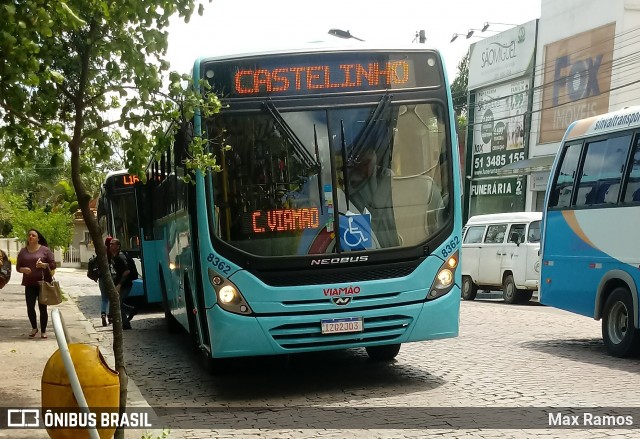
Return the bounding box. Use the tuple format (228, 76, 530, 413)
(602, 287, 640, 358)
(159, 270, 181, 334)
(366, 343, 401, 361)
(502, 274, 518, 304)
(462, 276, 478, 301)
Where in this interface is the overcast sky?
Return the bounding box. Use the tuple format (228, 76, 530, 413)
(166, 0, 541, 81)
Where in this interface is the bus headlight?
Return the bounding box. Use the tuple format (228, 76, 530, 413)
(218, 285, 238, 304)
(436, 269, 454, 287)
(208, 268, 252, 315)
(427, 251, 459, 301)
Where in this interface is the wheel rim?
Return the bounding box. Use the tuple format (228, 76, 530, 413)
(608, 301, 629, 345)
(504, 281, 514, 300)
(463, 279, 470, 296)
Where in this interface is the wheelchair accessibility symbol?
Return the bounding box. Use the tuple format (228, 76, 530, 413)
(339, 214, 372, 250)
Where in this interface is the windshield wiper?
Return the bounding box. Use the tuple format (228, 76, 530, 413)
(313, 124, 324, 215)
(346, 93, 392, 166)
(340, 120, 351, 211)
(263, 99, 320, 171)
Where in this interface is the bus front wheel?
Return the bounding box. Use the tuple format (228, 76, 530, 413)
(602, 287, 640, 358)
(462, 276, 478, 301)
(366, 344, 401, 361)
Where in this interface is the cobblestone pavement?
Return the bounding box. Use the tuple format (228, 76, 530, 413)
(57, 269, 640, 439)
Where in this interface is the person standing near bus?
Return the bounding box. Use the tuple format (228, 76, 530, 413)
(15, 229, 56, 339)
(109, 238, 135, 330)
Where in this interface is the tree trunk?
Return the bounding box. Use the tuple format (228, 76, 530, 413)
(69, 137, 128, 439)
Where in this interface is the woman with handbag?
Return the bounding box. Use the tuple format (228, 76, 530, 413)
(15, 229, 56, 339)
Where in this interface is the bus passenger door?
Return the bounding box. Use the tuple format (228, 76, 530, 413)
(477, 224, 507, 286)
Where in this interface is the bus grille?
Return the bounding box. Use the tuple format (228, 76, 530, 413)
(269, 314, 413, 349)
(252, 262, 418, 287)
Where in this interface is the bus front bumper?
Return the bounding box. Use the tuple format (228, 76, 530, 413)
(207, 285, 460, 358)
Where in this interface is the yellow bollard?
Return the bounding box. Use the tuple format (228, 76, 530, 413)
(41, 344, 119, 439)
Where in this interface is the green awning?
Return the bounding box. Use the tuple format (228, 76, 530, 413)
(495, 155, 555, 176)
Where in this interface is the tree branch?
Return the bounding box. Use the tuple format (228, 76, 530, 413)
(0, 97, 48, 129)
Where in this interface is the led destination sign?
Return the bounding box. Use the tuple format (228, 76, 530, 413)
(203, 52, 442, 97)
(107, 174, 139, 190)
(244, 208, 320, 234)
(234, 61, 410, 95)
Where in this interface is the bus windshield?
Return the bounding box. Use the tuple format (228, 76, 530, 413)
(109, 191, 140, 252)
(208, 101, 451, 257)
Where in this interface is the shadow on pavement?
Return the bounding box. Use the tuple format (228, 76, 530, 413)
(113, 312, 447, 404)
(521, 337, 640, 374)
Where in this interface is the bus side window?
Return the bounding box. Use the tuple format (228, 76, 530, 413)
(574, 134, 631, 207)
(623, 137, 640, 203)
(549, 143, 582, 208)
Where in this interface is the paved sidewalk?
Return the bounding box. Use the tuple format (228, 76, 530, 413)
(0, 269, 157, 439)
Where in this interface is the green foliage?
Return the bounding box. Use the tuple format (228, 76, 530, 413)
(450, 51, 469, 116)
(10, 208, 73, 249)
(0, 0, 219, 182)
(457, 114, 467, 132)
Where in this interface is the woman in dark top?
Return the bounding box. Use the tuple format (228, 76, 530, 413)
(15, 229, 56, 339)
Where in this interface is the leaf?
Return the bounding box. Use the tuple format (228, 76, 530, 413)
(49, 71, 64, 84)
(59, 2, 87, 28)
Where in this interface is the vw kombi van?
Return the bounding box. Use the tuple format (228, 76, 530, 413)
(461, 212, 542, 303)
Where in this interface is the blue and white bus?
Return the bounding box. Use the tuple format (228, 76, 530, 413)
(540, 106, 640, 357)
(97, 170, 161, 304)
(139, 44, 462, 364)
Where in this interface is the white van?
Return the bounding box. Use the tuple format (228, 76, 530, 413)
(461, 212, 542, 304)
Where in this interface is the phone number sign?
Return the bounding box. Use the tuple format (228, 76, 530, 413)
(472, 79, 528, 177)
(473, 149, 525, 177)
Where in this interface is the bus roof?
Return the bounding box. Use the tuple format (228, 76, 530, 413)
(195, 41, 442, 67)
(466, 211, 542, 226)
(104, 169, 130, 182)
(564, 105, 640, 141)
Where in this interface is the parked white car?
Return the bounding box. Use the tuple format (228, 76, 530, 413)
(461, 212, 542, 303)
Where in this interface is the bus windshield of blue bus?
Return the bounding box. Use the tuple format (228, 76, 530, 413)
(207, 100, 451, 257)
(109, 191, 140, 252)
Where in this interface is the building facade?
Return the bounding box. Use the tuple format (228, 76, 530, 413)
(464, 0, 640, 219)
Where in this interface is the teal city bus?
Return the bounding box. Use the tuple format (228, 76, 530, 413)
(540, 106, 640, 357)
(96, 170, 161, 304)
(138, 44, 462, 364)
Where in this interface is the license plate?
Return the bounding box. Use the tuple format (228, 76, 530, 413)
(321, 317, 363, 334)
